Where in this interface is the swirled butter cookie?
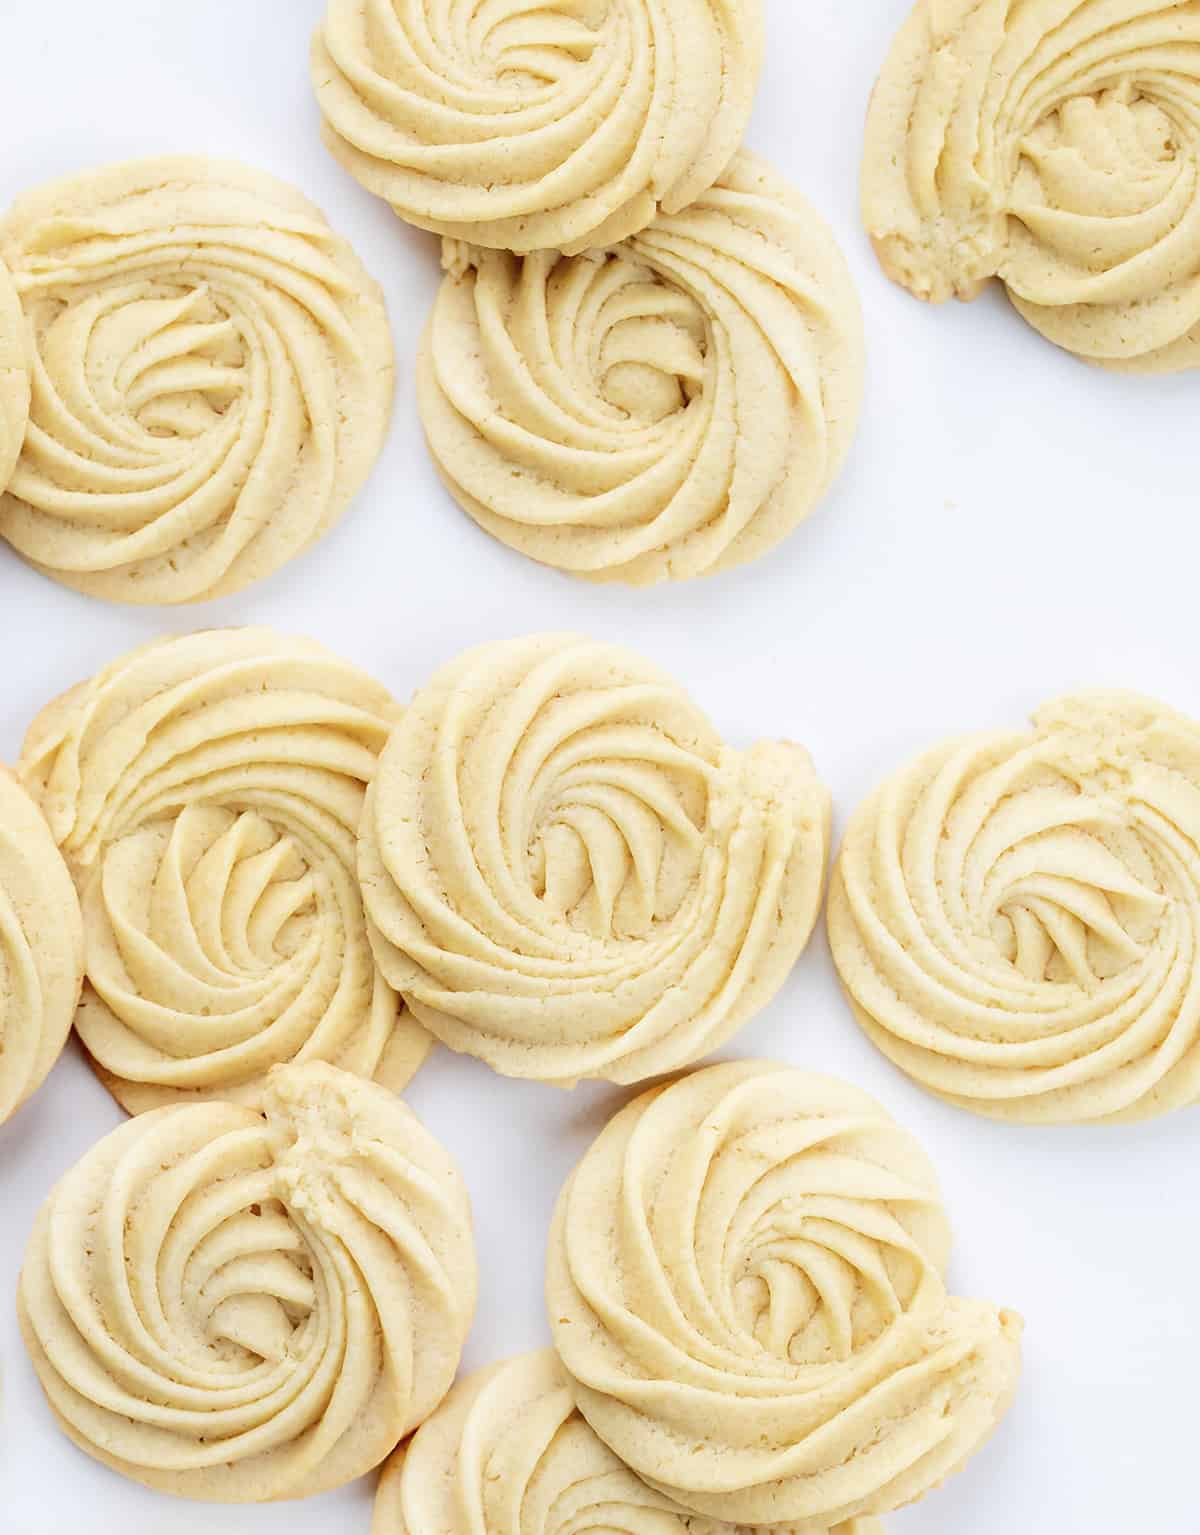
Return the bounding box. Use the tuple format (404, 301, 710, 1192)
(0, 256, 30, 492)
(0, 157, 393, 603)
(359, 633, 831, 1085)
(419, 153, 864, 585)
(547, 1062, 1022, 1527)
(18, 1061, 476, 1502)
(312, 0, 764, 255)
(20, 627, 430, 1113)
(0, 766, 84, 1124)
(373, 1351, 884, 1535)
(829, 691, 1200, 1124)
(863, 0, 1200, 370)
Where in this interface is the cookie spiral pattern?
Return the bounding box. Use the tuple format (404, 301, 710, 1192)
(547, 1062, 1022, 1527)
(0, 157, 394, 603)
(863, 0, 1200, 370)
(0, 766, 84, 1124)
(20, 627, 429, 1114)
(0, 256, 29, 493)
(829, 691, 1200, 1124)
(373, 1351, 884, 1535)
(420, 154, 864, 585)
(18, 1061, 477, 1502)
(359, 633, 831, 1085)
(312, 0, 764, 255)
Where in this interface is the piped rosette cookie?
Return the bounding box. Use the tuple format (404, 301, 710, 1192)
(419, 153, 864, 584)
(313, 0, 764, 255)
(863, 0, 1200, 370)
(20, 627, 430, 1113)
(358, 633, 831, 1085)
(548, 1062, 1022, 1528)
(0, 157, 394, 602)
(829, 691, 1200, 1123)
(18, 1062, 476, 1501)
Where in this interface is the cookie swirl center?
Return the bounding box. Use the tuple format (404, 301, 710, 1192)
(523, 739, 709, 940)
(944, 725, 1184, 995)
(45, 279, 249, 439)
(446, 0, 615, 89)
(196, 1197, 317, 1369)
(588, 262, 707, 425)
(97, 806, 324, 983)
(654, 1106, 931, 1373)
(1017, 84, 1185, 234)
(987, 813, 1174, 987)
(732, 1210, 913, 1366)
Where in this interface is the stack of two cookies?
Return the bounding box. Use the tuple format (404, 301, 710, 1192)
(0, 155, 401, 605)
(377, 1056, 1023, 1535)
(5, 621, 1022, 1529)
(0, 0, 863, 611)
(313, 0, 867, 586)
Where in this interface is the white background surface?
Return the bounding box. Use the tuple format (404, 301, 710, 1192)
(0, 1, 1195, 1530)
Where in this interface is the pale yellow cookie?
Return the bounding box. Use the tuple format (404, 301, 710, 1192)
(419, 153, 864, 585)
(0, 255, 30, 492)
(373, 1351, 884, 1535)
(0, 765, 84, 1124)
(20, 627, 430, 1113)
(863, 0, 1200, 370)
(0, 157, 394, 603)
(18, 1061, 476, 1502)
(312, 0, 764, 255)
(358, 633, 831, 1085)
(548, 1062, 1022, 1528)
(829, 691, 1200, 1124)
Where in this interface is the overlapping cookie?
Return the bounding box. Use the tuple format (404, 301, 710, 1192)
(20, 627, 429, 1112)
(358, 633, 831, 1084)
(548, 1061, 1022, 1527)
(313, 0, 764, 254)
(373, 1351, 883, 1535)
(829, 691, 1200, 1123)
(0, 157, 394, 602)
(420, 153, 863, 584)
(863, 0, 1200, 370)
(18, 1062, 476, 1501)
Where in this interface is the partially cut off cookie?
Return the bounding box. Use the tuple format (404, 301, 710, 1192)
(0, 156, 394, 603)
(0, 256, 30, 495)
(373, 1350, 886, 1535)
(0, 765, 84, 1125)
(830, 691, 1200, 1124)
(863, 0, 1200, 371)
(313, 0, 764, 255)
